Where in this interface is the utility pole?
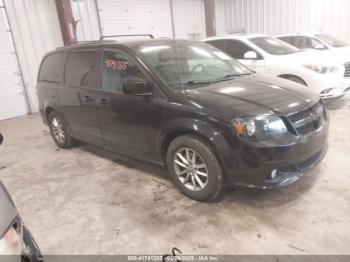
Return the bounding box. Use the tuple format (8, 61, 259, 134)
(55, 0, 77, 45)
(204, 0, 216, 37)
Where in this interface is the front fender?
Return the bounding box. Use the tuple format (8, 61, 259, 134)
(157, 117, 229, 150)
(156, 117, 238, 178)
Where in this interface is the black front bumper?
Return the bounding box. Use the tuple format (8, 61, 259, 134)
(224, 119, 329, 189)
(256, 144, 327, 189)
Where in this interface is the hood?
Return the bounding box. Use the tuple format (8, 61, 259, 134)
(304, 49, 350, 64)
(326, 46, 350, 63)
(335, 45, 350, 54)
(185, 73, 320, 117)
(281, 49, 341, 67)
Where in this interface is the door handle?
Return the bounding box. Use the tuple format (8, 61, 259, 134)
(99, 98, 110, 105)
(82, 95, 94, 102)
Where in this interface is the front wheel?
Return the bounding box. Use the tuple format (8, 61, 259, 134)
(48, 111, 74, 148)
(166, 135, 224, 201)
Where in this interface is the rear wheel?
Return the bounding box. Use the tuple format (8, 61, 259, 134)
(166, 135, 224, 201)
(48, 111, 74, 148)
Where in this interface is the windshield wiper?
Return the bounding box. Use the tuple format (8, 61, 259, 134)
(212, 73, 252, 83)
(169, 80, 212, 88)
(173, 73, 253, 87)
(186, 80, 212, 85)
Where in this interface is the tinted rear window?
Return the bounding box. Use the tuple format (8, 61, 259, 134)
(64, 51, 97, 88)
(39, 52, 64, 83)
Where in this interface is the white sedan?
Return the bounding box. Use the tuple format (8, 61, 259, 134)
(202, 34, 349, 102)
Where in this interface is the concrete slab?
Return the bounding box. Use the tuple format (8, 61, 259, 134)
(0, 97, 349, 255)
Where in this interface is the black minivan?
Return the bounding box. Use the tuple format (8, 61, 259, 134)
(36, 36, 329, 201)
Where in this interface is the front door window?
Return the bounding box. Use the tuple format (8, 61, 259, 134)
(102, 51, 145, 93)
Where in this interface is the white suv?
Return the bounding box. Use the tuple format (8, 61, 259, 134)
(277, 33, 350, 88)
(203, 34, 349, 102)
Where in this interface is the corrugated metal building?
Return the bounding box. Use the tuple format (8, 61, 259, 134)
(216, 0, 350, 42)
(0, 0, 207, 120)
(0, 0, 62, 120)
(1, 0, 350, 120)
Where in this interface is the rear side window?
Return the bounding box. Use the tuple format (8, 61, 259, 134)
(294, 36, 309, 49)
(65, 51, 97, 88)
(39, 52, 64, 83)
(280, 36, 327, 50)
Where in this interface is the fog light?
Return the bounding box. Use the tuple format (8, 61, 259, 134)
(271, 169, 277, 179)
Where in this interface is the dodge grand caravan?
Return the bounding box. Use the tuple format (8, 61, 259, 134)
(36, 36, 329, 201)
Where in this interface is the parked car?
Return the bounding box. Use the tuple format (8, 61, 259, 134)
(203, 34, 348, 102)
(277, 33, 350, 92)
(0, 133, 43, 261)
(277, 33, 350, 56)
(36, 37, 329, 201)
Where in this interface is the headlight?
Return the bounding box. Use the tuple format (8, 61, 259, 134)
(232, 115, 295, 146)
(320, 88, 333, 94)
(0, 227, 21, 256)
(303, 64, 338, 74)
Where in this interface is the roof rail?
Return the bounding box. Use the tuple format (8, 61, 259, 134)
(227, 28, 247, 35)
(68, 40, 99, 45)
(100, 34, 154, 40)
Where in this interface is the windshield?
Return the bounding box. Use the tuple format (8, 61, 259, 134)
(250, 36, 300, 55)
(138, 42, 252, 90)
(315, 34, 348, 48)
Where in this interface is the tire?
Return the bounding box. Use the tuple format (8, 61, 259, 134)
(279, 75, 307, 86)
(48, 111, 74, 148)
(166, 135, 224, 202)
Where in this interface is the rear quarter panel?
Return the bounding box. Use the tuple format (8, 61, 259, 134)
(36, 81, 59, 124)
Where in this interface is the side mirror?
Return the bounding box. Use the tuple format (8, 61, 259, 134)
(0, 133, 3, 145)
(123, 78, 152, 96)
(314, 44, 326, 50)
(243, 51, 258, 60)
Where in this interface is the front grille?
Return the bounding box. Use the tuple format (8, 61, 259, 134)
(287, 102, 326, 136)
(344, 61, 350, 77)
(296, 116, 322, 135)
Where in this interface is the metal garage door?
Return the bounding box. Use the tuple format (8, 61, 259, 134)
(3, 0, 63, 114)
(172, 0, 206, 39)
(97, 0, 173, 37)
(71, 0, 101, 41)
(0, 6, 27, 120)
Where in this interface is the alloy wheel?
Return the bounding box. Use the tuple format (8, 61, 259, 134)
(51, 117, 65, 144)
(173, 147, 208, 191)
